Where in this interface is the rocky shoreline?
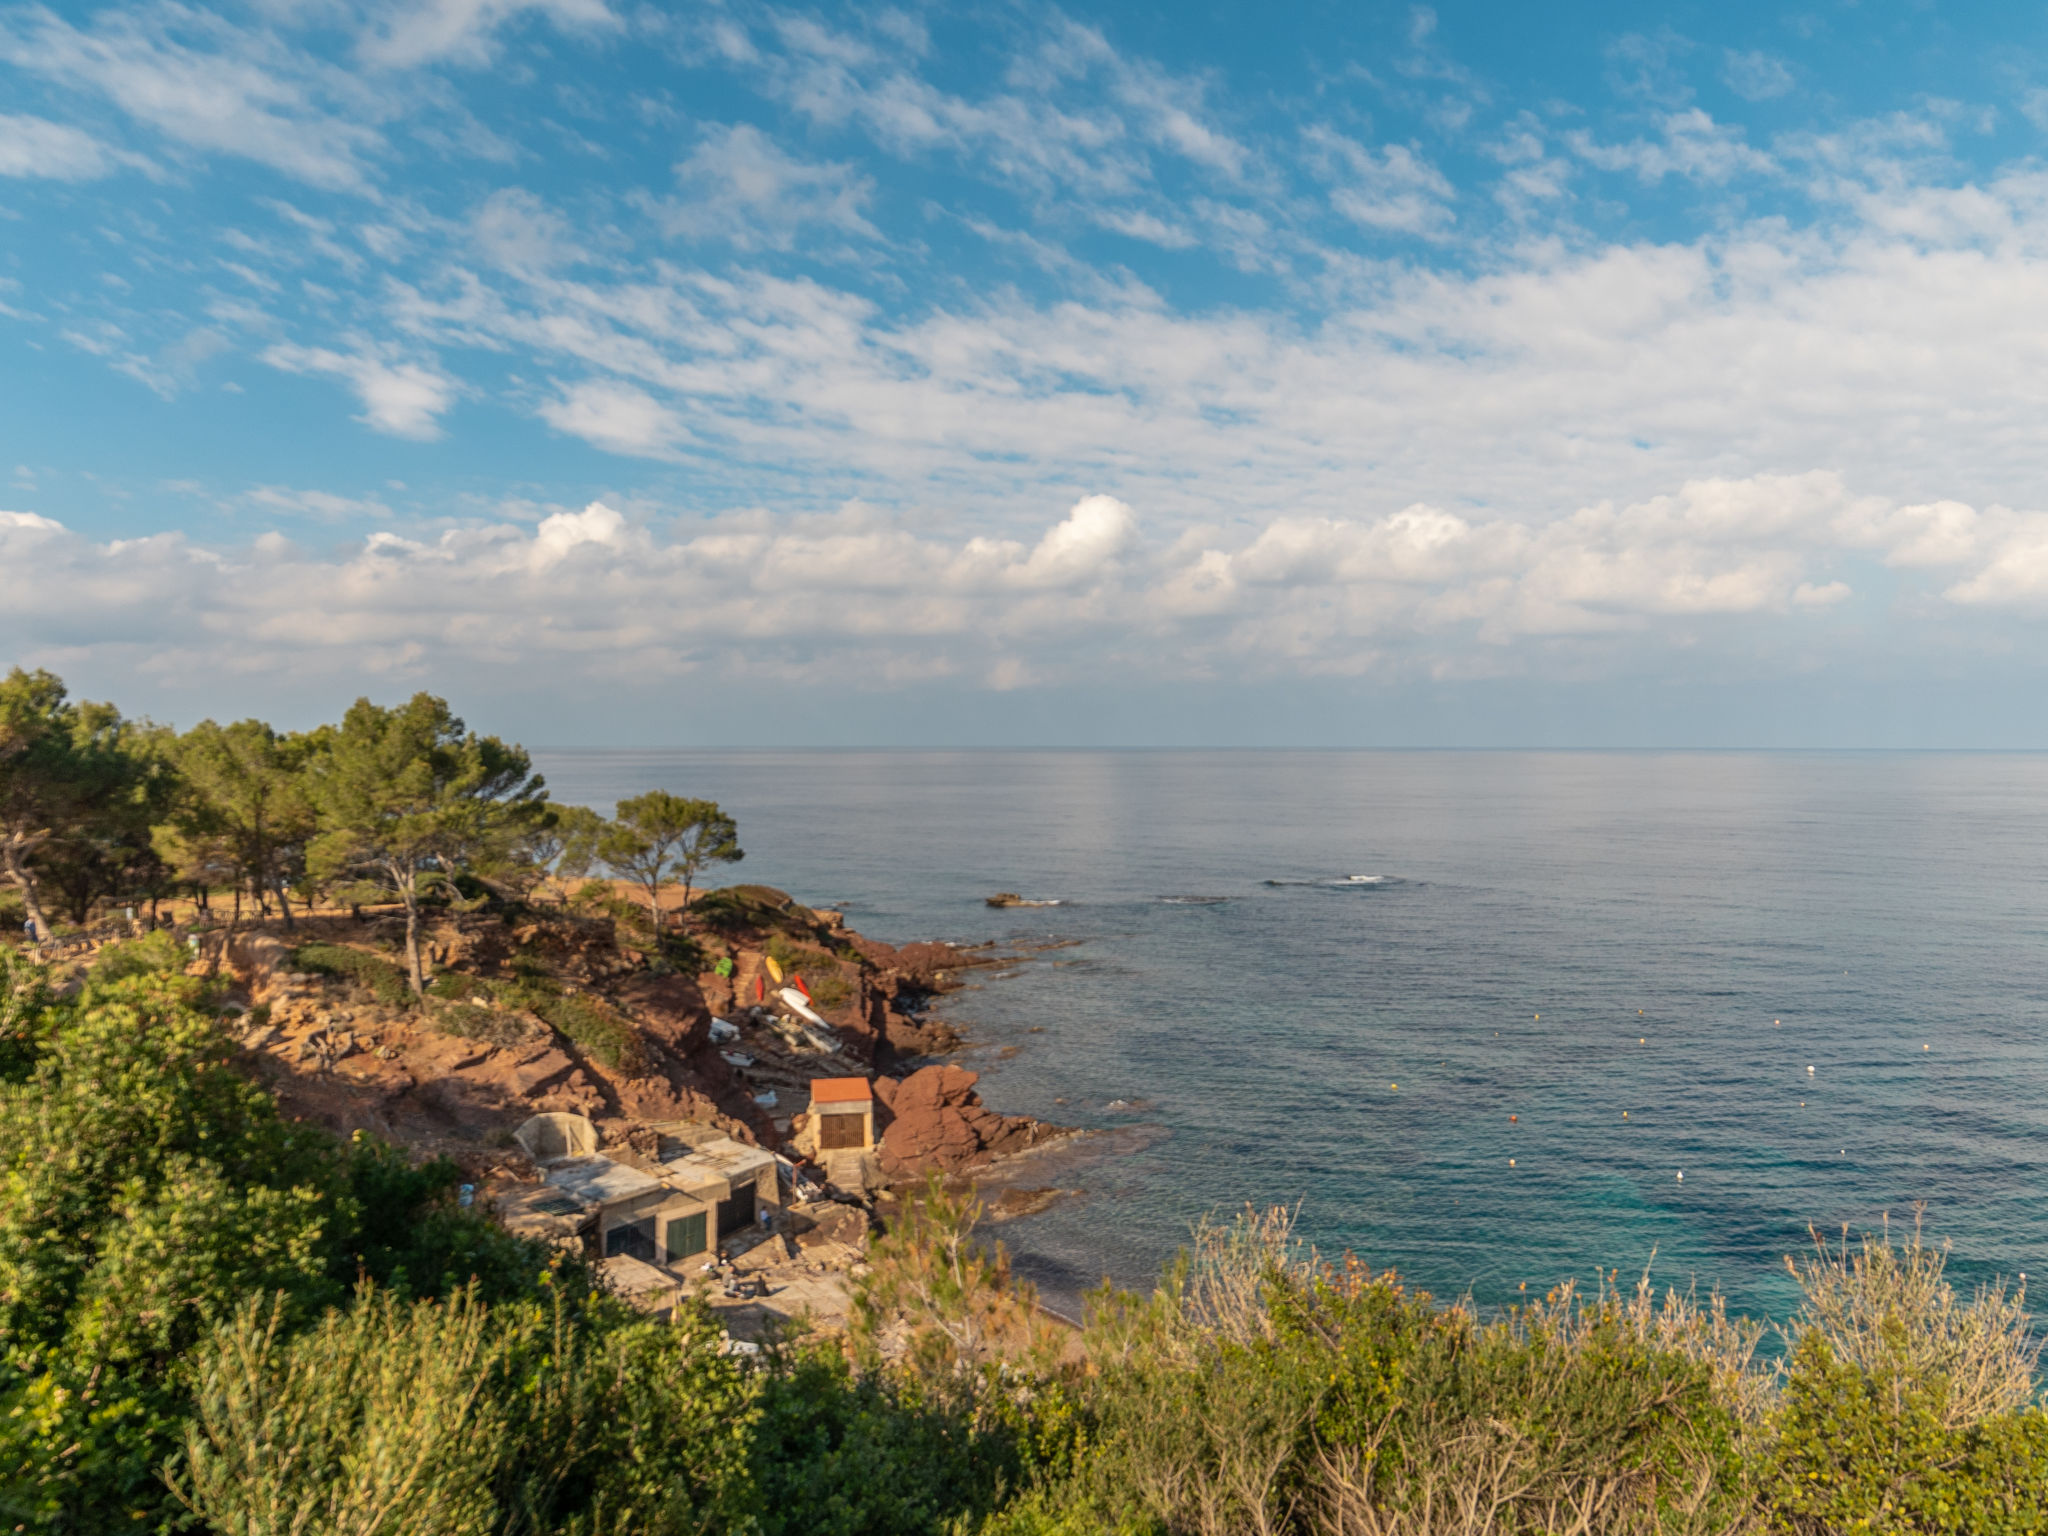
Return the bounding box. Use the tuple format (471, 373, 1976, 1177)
(168, 883, 1075, 1333)
(215, 885, 1065, 1173)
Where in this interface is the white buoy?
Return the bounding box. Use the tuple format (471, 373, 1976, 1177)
(1676, 1171, 1684, 1181)
(1807, 1065, 1815, 1075)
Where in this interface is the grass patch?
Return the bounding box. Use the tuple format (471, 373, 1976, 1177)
(293, 944, 414, 1009)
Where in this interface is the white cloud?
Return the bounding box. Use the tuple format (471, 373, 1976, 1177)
(1306, 129, 1456, 235)
(538, 379, 688, 458)
(263, 343, 458, 438)
(1569, 109, 1774, 184)
(655, 124, 878, 250)
(246, 485, 393, 522)
(1723, 50, 1795, 103)
(6, 477, 2040, 698)
(357, 0, 620, 69)
(0, 113, 133, 179)
(0, 6, 385, 191)
(472, 187, 583, 275)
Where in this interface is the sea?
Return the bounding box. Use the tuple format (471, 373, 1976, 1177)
(531, 750, 2048, 1325)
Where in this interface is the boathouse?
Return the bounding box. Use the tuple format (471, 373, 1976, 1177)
(807, 1076, 876, 1152)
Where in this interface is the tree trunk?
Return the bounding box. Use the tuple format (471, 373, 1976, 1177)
(1, 840, 51, 944)
(400, 868, 425, 995)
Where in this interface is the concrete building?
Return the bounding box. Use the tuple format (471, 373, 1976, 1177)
(499, 1114, 778, 1270)
(545, 1152, 714, 1265)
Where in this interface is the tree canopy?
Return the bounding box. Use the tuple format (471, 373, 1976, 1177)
(304, 694, 548, 993)
(597, 792, 743, 938)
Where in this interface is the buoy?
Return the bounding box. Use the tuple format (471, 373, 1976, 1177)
(1622, 1111, 1629, 1118)
(1509, 1158, 1516, 1167)
(1509, 1114, 1518, 1122)
(1676, 1171, 1684, 1181)
(1924, 1044, 1930, 1051)
(1534, 1013, 1539, 1020)
(1801, 1100, 1806, 1106)
(1390, 1083, 1397, 1091)
(1807, 1065, 1815, 1075)
(1640, 1038, 1646, 1044)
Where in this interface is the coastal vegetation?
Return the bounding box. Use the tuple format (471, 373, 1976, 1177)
(4, 666, 2045, 1532)
(3, 936, 2041, 1534)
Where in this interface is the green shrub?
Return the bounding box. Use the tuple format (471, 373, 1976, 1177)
(430, 1001, 532, 1049)
(805, 969, 854, 1010)
(86, 930, 187, 986)
(293, 942, 414, 1008)
(529, 991, 645, 1075)
(475, 972, 646, 1075)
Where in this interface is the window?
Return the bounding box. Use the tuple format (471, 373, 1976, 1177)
(666, 1210, 708, 1261)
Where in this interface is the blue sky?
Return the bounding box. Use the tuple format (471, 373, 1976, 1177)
(7, 0, 2048, 745)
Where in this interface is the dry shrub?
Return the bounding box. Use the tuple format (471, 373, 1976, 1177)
(1520, 1259, 1773, 1434)
(1781, 1208, 2038, 1428)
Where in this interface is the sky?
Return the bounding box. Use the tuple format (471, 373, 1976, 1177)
(7, 0, 2048, 746)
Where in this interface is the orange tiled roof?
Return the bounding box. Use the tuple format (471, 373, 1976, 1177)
(809, 1076, 874, 1104)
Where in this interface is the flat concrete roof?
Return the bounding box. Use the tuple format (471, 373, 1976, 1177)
(544, 1155, 665, 1208)
(659, 1134, 775, 1189)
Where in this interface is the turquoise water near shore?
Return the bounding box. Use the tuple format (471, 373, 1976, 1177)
(531, 750, 2048, 1322)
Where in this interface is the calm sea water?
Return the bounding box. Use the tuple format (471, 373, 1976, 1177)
(531, 751, 2048, 1322)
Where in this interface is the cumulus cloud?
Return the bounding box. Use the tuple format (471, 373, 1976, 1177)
(263, 343, 458, 438)
(6, 477, 2042, 698)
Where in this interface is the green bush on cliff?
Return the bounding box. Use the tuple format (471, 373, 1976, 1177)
(467, 971, 648, 1074)
(292, 941, 415, 1009)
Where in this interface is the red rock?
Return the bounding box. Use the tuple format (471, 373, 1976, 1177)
(497, 1045, 575, 1097)
(876, 1064, 1045, 1176)
(613, 974, 710, 1052)
(408, 1035, 493, 1076)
